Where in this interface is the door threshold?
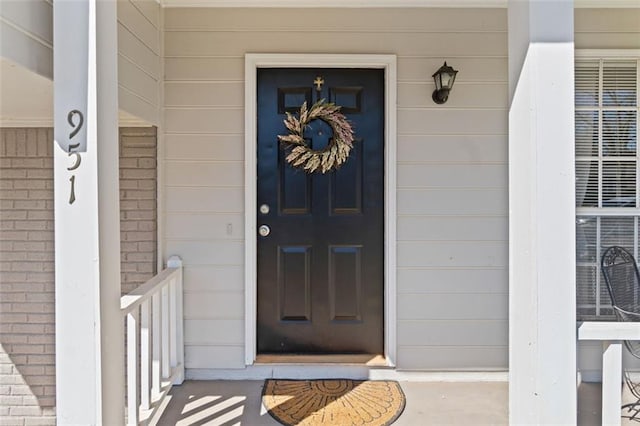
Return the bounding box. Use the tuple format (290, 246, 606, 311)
(255, 354, 389, 366)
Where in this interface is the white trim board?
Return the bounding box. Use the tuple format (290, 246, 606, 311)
(164, 0, 503, 7)
(244, 53, 398, 367)
(162, 0, 640, 8)
(187, 367, 509, 382)
(0, 119, 53, 127)
(575, 49, 640, 59)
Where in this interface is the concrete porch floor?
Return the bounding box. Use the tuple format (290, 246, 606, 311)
(151, 380, 639, 425)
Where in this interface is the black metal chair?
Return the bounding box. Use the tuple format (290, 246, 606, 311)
(601, 246, 640, 420)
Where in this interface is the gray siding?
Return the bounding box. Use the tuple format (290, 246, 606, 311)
(163, 7, 510, 371)
(575, 8, 640, 49)
(117, 0, 162, 125)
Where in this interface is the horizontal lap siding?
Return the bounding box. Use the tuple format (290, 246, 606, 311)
(117, 0, 161, 125)
(164, 7, 508, 371)
(575, 9, 640, 50)
(574, 8, 640, 379)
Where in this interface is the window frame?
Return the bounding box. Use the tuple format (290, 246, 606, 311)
(575, 49, 640, 320)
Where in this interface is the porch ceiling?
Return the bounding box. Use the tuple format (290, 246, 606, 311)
(0, 57, 52, 127)
(0, 58, 152, 128)
(160, 0, 640, 8)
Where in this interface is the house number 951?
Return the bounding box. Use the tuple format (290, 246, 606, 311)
(67, 110, 83, 204)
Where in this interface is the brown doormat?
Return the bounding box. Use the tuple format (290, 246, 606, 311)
(262, 379, 406, 426)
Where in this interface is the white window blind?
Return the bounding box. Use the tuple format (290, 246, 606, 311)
(576, 58, 639, 320)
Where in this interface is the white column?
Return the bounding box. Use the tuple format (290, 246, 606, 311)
(53, 1, 123, 424)
(602, 341, 623, 426)
(508, 1, 577, 424)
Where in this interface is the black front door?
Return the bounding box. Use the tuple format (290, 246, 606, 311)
(257, 68, 384, 354)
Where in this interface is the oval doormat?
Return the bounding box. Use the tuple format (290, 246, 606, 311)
(262, 379, 406, 426)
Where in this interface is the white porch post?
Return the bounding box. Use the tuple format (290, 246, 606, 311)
(53, 1, 123, 424)
(508, 0, 577, 424)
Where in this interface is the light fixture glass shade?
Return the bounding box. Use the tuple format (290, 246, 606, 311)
(440, 73, 452, 89)
(433, 73, 442, 91)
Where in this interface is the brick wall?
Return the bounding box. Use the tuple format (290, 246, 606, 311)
(0, 129, 55, 423)
(119, 127, 157, 294)
(0, 127, 157, 424)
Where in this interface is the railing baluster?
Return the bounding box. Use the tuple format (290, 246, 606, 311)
(161, 285, 170, 378)
(126, 309, 140, 425)
(140, 300, 151, 410)
(175, 262, 184, 384)
(169, 277, 178, 370)
(166, 256, 185, 385)
(152, 292, 162, 399)
(120, 256, 183, 424)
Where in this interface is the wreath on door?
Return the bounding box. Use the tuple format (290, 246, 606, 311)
(278, 99, 355, 174)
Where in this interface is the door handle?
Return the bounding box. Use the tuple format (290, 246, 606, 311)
(258, 224, 271, 237)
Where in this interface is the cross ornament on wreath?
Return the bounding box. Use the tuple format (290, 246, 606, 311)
(313, 76, 324, 91)
(277, 98, 355, 174)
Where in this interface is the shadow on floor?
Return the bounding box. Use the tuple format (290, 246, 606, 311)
(153, 379, 638, 425)
(154, 380, 510, 425)
(153, 381, 279, 426)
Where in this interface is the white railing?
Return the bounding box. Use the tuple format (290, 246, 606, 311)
(578, 321, 640, 426)
(120, 256, 184, 425)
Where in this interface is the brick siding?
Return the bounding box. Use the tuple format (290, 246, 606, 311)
(0, 127, 157, 424)
(119, 127, 158, 294)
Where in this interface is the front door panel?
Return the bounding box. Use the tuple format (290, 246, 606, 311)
(257, 68, 384, 354)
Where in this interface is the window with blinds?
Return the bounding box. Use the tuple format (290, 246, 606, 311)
(576, 58, 639, 320)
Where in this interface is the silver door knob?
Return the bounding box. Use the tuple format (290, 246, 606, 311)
(258, 224, 271, 237)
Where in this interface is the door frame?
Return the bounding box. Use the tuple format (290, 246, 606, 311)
(244, 54, 397, 366)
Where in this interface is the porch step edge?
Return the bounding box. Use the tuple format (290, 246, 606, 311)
(185, 367, 509, 382)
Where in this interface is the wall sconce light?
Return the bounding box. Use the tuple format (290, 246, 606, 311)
(432, 62, 458, 104)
